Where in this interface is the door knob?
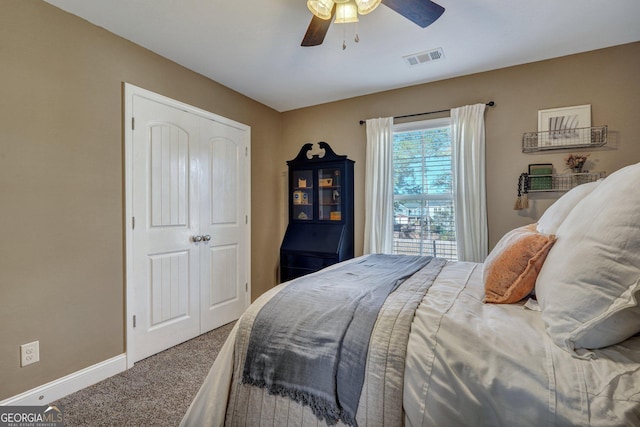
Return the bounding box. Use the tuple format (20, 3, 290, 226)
(192, 235, 203, 243)
(202, 234, 211, 242)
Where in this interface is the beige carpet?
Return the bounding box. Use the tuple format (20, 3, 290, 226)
(52, 322, 235, 426)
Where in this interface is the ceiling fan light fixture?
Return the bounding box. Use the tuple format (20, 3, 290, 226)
(334, 1, 359, 24)
(307, 0, 335, 20)
(354, 0, 381, 15)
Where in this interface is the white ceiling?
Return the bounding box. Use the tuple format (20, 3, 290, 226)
(44, 0, 640, 112)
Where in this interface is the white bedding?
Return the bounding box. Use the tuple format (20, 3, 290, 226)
(406, 261, 640, 426)
(182, 261, 640, 426)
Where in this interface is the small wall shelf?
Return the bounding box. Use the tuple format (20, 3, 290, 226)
(523, 171, 606, 193)
(522, 125, 607, 153)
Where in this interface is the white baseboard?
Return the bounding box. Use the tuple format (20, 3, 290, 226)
(0, 354, 127, 406)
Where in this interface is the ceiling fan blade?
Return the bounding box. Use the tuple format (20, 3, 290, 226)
(382, 0, 445, 28)
(301, 14, 333, 46)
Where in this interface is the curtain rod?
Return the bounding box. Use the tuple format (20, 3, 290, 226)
(358, 101, 495, 125)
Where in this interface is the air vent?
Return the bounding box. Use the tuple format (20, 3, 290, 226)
(403, 47, 445, 67)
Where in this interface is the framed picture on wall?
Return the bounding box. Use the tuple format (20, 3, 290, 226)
(528, 163, 553, 190)
(537, 104, 591, 147)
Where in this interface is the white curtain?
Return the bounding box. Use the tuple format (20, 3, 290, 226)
(451, 104, 488, 262)
(363, 117, 394, 254)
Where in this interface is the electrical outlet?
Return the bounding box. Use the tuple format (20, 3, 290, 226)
(21, 341, 40, 367)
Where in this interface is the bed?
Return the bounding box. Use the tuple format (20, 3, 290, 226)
(181, 162, 640, 426)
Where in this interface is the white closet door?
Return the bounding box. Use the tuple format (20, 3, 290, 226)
(130, 95, 201, 362)
(126, 85, 251, 365)
(199, 118, 250, 332)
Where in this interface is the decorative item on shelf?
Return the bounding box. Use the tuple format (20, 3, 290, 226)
(319, 178, 333, 187)
(293, 190, 309, 205)
(514, 173, 529, 210)
(538, 104, 591, 146)
(298, 178, 307, 188)
(330, 211, 341, 221)
(565, 153, 590, 173)
(528, 164, 553, 190)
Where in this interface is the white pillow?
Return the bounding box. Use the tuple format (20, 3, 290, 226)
(536, 180, 601, 235)
(536, 162, 640, 354)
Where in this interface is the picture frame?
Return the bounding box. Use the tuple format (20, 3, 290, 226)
(537, 104, 591, 146)
(528, 163, 553, 190)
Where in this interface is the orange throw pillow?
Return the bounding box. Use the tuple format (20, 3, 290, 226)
(483, 224, 556, 304)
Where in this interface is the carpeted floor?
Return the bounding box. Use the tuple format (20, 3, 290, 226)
(52, 321, 235, 426)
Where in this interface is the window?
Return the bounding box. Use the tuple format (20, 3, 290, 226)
(392, 118, 457, 260)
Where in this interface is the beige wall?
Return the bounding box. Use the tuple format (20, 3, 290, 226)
(2, 0, 639, 402)
(0, 1, 282, 399)
(281, 42, 640, 254)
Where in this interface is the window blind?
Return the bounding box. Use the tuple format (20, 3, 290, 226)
(393, 123, 457, 260)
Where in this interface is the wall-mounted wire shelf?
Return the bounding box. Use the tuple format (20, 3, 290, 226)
(522, 125, 607, 153)
(526, 171, 606, 193)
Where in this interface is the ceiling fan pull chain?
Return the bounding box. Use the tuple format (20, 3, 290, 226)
(343, 25, 347, 50)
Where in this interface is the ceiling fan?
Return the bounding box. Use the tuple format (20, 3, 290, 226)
(302, 0, 445, 47)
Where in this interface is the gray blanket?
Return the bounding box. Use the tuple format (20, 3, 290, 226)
(241, 254, 434, 426)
